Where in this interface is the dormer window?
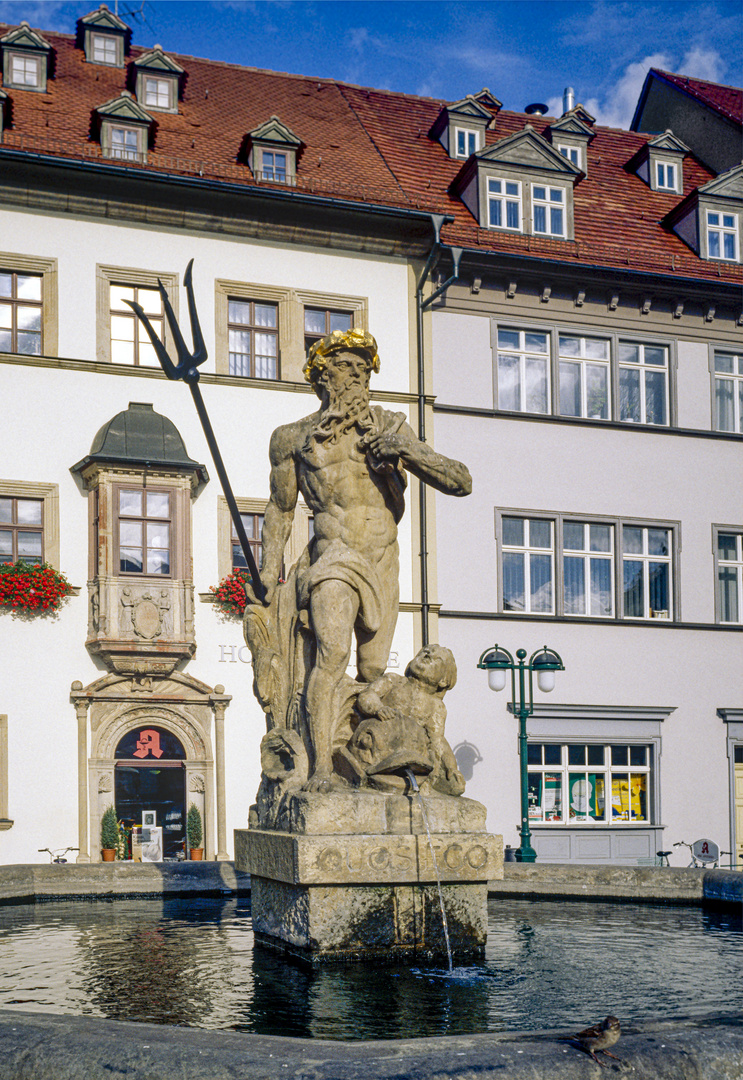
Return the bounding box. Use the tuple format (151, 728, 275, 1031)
(246, 116, 301, 183)
(79, 6, 129, 67)
(1, 22, 52, 92)
(558, 144, 581, 168)
(91, 32, 117, 64)
(548, 109, 593, 176)
(133, 46, 183, 114)
(532, 185, 566, 237)
(631, 130, 687, 194)
(456, 128, 480, 158)
(707, 211, 738, 261)
(95, 91, 153, 163)
(488, 179, 521, 230)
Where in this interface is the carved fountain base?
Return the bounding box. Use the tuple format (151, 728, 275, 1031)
(234, 790, 503, 964)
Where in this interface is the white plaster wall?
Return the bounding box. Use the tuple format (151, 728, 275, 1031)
(431, 311, 492, 407)
(0, 204, 417, 864)
(676, 339, 714, 431)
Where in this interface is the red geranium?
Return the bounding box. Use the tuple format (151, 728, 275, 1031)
(209, 569, 251, 618)
(0, 560, 74, 613)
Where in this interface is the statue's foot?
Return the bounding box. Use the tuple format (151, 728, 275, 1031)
(303, 771, 335, 794)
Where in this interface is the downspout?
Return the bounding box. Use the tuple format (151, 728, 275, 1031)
(415, 215, 462, 645)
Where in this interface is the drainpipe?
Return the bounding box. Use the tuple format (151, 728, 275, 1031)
(415, 216, 462, 645)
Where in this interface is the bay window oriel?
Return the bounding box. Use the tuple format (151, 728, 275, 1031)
(498, 511, 678, 621)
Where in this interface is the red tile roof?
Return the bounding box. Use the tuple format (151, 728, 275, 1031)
(652, 68, 742, 125)
(0, 23, 740, 287)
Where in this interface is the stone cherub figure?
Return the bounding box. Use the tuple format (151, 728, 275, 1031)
(338, 644, 466, 796)
(244, 328, 471, 795)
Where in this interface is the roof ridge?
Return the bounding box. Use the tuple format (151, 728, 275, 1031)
(653, 67, 743, 94)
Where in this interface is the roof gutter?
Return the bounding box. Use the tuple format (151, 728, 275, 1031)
(0, 146, 439, 229)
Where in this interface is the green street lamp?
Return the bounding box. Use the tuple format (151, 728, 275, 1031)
(477, 645, 565, 863)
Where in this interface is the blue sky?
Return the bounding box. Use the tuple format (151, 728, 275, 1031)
(1, 0, 741, 128)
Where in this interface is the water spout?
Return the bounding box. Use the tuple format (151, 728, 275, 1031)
(406, 769, 453, 973)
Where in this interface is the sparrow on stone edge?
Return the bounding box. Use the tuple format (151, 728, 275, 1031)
(574, 1015, 622, 1067)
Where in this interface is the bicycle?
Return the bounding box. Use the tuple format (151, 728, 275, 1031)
(38, 846, 78, 864)
(673, 839, 720, 868)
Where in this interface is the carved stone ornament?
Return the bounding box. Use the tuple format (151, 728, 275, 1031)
(98, 773, 113, 793)
(189, 773, 205, 793)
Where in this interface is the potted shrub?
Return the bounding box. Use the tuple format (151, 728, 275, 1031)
(187, 803, 203, 860)
(100, 805, 118, 861)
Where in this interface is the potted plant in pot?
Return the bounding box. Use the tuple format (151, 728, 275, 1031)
(187, 803, 203, 860)
(100, 805, 118, 861)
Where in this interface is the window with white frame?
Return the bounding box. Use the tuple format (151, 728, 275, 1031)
(228, 298, 278, 378)
(501, 516, 554, 614)
(558, 145, 581, 167)
(9, 53, 40, 87)
(92, 33, 117, 65)
(261, 151, 287, 182)
(496, 327, 550, 414)
(713, 350, 743, 433)
(622, 525, 672, 619)
(706, 211, 738, 261)
(527, 742, 652, 824)
(618, 342, 669, 426)
(499, 513, 675, 621)
(110, 126, 140, 161)
(532, 185, 565, 237)
(558, 334, 610, 420)
(563, 521, 614, 617)
(455, 128, 479, 158)
(655, 161, 677, 191)
(487, 178, 521, 231)
(716, 531, 743, 624)
(144, 77, 171, 109)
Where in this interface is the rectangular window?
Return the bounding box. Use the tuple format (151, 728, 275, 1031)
(0, 496, 43, 565)
(655, 161, 677, 190)
(10, 54, 40, 87)
(500, 513, 675, 621)
(304, 307, 352, 353)
(527, 743, 652, 825)
(501, 516, 554, 614)
(110, 127, 140, 161)
(487, 178, 521, 231)
(716, 531, 743, 624)
(558, 145, 581, 166)
(558, 334, 610, 419)
(228, 299, 278, 378)
(532, 185, 565, 237)
(622, 525, 672, 619)
(0, 271, 42, 356)
(109, 284, 164, 366)
(232, 512, 263, 573)
(144, 77, 170, 109)
(618, 342, 669, 425)
(92, 34, 118, 64)
(713, 351, 743, 433)
(563, 521, 614, 617)
(707, 211, 738, 261)
(496, 327, 550, 414)
(455, 128, 478, 158)
(262, 152, 287, 182)
(118, 489, 171, 576)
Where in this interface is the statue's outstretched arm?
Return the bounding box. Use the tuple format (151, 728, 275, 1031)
(364, 422, 472, 497)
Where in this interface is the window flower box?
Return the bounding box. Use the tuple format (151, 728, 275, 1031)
(0, 560, 73, 614)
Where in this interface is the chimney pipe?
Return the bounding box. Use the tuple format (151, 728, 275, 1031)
(563, 86, 575, 114)
(524, 102, 548, 116)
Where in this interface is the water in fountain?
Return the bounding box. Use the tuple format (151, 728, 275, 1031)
(406, 768, 453, 973)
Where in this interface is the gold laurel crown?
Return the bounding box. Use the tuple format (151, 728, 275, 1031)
(303, 328, 380, 382)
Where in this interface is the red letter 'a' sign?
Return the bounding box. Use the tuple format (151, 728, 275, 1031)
(702, 841, 709, 854)
(133, 729, 164, 759)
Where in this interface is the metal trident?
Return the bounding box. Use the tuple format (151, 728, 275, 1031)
(124, 260, 266, 604)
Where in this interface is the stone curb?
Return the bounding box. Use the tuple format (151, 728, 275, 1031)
(0, 1010, 742, 1079)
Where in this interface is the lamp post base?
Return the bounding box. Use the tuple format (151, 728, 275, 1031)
(515, 845, 537, 863)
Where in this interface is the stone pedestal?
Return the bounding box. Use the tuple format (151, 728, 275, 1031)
(234, 790, 503, 964)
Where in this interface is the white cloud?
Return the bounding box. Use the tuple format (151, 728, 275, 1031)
(0, 1, 70, 28)
(679, 46, 727, 83)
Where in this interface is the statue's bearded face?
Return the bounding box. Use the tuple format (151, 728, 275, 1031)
(308, 348, 374, 444)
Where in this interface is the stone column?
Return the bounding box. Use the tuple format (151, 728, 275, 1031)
(212, 687, 230, 861)
(71, 683, 90, 864)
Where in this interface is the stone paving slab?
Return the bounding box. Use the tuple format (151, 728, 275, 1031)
(0, 1009, 741, 1079)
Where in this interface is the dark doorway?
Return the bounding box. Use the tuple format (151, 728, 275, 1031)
(114, 726, 188, 859)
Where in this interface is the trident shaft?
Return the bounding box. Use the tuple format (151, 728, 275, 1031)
(124, 260, 266, 604)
